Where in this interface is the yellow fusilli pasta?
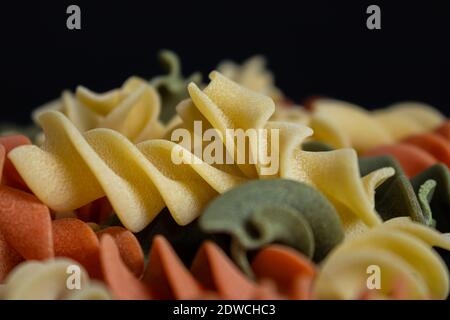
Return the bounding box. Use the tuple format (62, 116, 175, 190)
(308, 98, 446, 152)
(217, 55, 284, 102)
(313, 217, 450, 299)
(33, 77, 165, 143)
(10, 72, 394, 236)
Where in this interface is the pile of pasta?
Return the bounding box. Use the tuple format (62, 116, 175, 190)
(1, 53, 450, 300)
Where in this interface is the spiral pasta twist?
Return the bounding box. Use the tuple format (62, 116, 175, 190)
(10, 72, 394, 236)
(9, 110, 244, 232)
(1, 136, 147, 279)
(217, 55, 284, 102)
(271, 98, 446, 153)
(33, 76, 165, 143)
(150, 50, 202, 123)
(100, 234, 315, 300)
(365, 130, 450, 177)
(307, 98, 446, 152)
(179, 72, 395, 233)
(313, 217, 450, 299)
(199, 179, 344, 276)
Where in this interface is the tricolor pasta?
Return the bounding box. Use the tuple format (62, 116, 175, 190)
(308, 98, 446, 152)
(1, 52, 449, 300)
(10, 72, 394, 238)
(99, 234, 316, 300)
(313, 217, 450, 300)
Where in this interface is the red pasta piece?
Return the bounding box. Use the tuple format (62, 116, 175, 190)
(0, 231, 23, 282)
(77, 197, 113, 224)
(142, 235, 202, 299)
(303, 95, 323, 111)
(190, 241, 258, 299)
(189, 291, 222, 299)
(434, 120, 450, 141)
(289, 276, 314, 300)
(389, 278, 411, 300)
(251, 245, 316, 299)
(403, 133, 450, 167)
(357, 277, 411, 300)
(97, 226, 144, 278)
(251, 279, 284, 299)
(364, 143, 437, 177)
(0, 135, 31, 191)
(0, 145, 5, 179)
(0, 184, 53, 260)
(0, 143, 52, 275)
(52, 218, 101, 278)
(99, 234, 152, 300)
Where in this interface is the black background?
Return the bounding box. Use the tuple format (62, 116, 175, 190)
(0, 300, 445, 318)
(0, 0, 449, 123)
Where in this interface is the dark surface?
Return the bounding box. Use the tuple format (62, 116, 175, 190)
(1, 0, 449, 123)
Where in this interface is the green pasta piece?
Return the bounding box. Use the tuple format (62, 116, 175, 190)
(199, 179, 344, 276)
(230, 206, 315, 276)
(411, 164, 450, 233)
(0, 123, 40, 142)
(134, 208, 227, 265)
(301, 141, 334, 152)
(100, 208, 224, 265)
(150, 50, 202, 123)
(415, 179, 437, 228)
(358, 155, 431, 225)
